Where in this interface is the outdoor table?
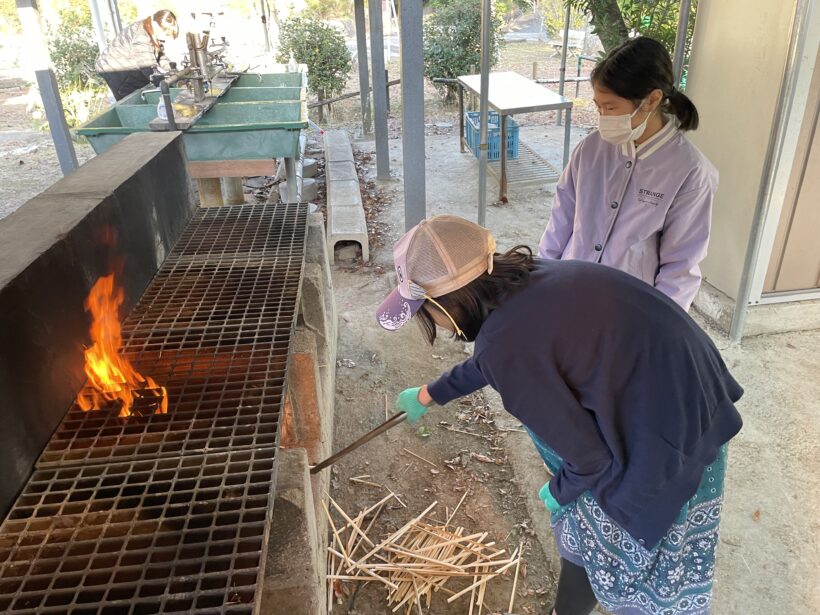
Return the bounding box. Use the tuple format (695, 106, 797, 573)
(457, 71, 573, 202)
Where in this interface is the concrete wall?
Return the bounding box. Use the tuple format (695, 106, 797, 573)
(686, 0, 796, 299)
(0, 132, 193, 518)
(262, 213, 337, 615)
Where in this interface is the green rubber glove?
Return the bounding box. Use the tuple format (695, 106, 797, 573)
(538, 480, 561, 514)
(396, 387, 429, 424)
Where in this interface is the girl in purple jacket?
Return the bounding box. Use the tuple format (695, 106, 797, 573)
(540, 37, 717, 312)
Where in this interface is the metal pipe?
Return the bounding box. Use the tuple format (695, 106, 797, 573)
(260, 0, 270, 53)
(159, 79, 177, 130)
(310, 412, 407, 474)
(556, 3, 571, 126)
(369, 0, 390, 180)
(106, 0, 121, 34)
(15, 0, 78, 175)
(476, 0, 491, 226)
(671, 0, 692, 87)
(729, 0, 811, 343)
(399, 0, 426, 228)
(307, 79, 400, 109)
(88, 0, 107, 51)
(354, 0, 371, 135)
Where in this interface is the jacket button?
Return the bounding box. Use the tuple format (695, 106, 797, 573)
(610, 201, 618, 209)
(626, 161, 633, 168)
(594, 244, 602, 251)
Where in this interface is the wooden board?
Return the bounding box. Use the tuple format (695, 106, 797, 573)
(188, 159, 277, 178)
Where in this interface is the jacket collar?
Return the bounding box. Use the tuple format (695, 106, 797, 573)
(619, 118, 678, 160)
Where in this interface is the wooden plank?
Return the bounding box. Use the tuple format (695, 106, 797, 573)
(188, 159, 276, 178)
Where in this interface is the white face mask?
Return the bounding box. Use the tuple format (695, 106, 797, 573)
(598, 100, 653, 145)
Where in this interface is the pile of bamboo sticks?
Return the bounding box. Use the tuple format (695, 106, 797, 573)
(325, 492, 523, 614)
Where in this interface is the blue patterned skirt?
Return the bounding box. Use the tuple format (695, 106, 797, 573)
(527, 430, 727, 615)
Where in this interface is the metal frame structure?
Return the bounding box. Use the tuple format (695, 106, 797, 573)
(399, 0, 426, 229)
(15, 0, 78, 176)
(0, 203, 308, 614)
(369, 0, 390, 181)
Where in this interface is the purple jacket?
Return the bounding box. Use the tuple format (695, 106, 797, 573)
(539, 120, 718, 311)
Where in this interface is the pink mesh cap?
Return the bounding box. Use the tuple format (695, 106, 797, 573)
(376, 215, 496, 331)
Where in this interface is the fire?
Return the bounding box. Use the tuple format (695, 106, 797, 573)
(76, 275, 168, 418)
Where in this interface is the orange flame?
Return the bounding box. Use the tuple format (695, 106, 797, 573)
(76, 275, 168, 418)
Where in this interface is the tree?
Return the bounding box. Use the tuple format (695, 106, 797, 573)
(567, 0, 628, 53)
(276, 15, 351, 100)
(423, 0, 504, 102)
(566, 0, 698, 59)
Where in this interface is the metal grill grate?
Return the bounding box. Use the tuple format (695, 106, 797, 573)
(0, 202, 309, 614)
(38, 205, 306, 468)
(0, 448, 274, 614)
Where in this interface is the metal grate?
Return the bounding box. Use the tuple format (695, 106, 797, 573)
(0, 448, 274, 614)
(0, 202, 309, 614)
(38, 205, 306, 468)
(487, 142, 560, 186)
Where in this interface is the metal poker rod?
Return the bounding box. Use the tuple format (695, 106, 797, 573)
(309, 412, 407, 474)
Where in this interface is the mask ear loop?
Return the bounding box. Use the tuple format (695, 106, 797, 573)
(424, 295, 465, 339)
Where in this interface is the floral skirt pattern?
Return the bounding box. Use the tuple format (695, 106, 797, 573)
(526, 429, 727, 615)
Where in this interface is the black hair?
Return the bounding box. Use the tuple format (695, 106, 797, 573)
(153, 10, 177, 24)
(591, 36, 699, 131)
(416, 245, 536, 345)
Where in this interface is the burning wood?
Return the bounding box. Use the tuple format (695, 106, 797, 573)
(75, 274, 168, 418)
(325, 494, 522, 614)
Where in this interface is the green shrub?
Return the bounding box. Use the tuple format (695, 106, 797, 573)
(304, 0, 353, 20)
(423, 0, 504, 102)
(0, 0, 20, 33)
(276, 15, 351, 99)
(48, 5, 100, 90)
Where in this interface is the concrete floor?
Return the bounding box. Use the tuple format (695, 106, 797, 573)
(339, 125, 820, 614)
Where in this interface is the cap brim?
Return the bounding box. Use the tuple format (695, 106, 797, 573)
(376, 288, 424, 331)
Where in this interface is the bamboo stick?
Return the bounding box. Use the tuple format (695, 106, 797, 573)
(508, 541, 523, 613)
(402, 447, 440, 469)
(354, 501, 438, 566)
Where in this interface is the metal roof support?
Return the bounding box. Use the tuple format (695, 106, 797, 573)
(354, 0, 372, 135)
(476, 0, 491, 226)
(369, 0, 390, 180)
(556, 3, 570, 126)
(399, 0, 426, 228)
(260, 0, 271, 53)
(106, 0, 122, 34)
(730, 0, 812, 342)
(15, 0, 78, 176)
(672, 0, 692, 87)
(88, 0, 107, 51)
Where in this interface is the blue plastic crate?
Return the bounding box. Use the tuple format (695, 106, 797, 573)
(465, 111, 519, 161)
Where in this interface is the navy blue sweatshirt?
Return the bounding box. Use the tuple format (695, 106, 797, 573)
(428, 259, 743, 548)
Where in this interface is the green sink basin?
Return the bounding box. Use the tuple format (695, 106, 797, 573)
(76, 73, 309, 162)
(219, 87, 303, 103)
(233, 73, 305, 88)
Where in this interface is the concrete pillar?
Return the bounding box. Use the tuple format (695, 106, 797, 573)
(16, 0, 78, 176)
(354, 0, 372, 135)
(221, 177, 245, 205)
(369, 0, 390, 179)
(399, 0, 426, 228)
(197, 178, 223, 207)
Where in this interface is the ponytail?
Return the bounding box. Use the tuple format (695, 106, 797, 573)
(665, 88, 699, 131)
(592, 37, 702, 132)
